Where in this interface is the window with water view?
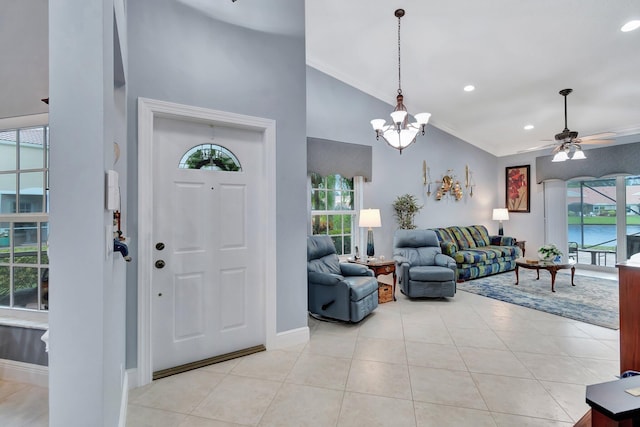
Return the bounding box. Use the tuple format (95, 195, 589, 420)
(567, 176, 640, 266)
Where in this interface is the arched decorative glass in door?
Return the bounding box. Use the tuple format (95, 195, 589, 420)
(178, 143, 242, 171)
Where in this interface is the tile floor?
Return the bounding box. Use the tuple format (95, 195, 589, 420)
(0, 270, 621, 426)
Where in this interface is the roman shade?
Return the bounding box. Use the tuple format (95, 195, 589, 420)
(536, 142, 640, 183)
(307, 137, 372, 181)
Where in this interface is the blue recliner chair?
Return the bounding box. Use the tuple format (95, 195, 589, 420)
(393, 229, 457, 298)
(307, 235, 378, 322)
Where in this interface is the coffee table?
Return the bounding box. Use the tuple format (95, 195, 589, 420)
(515, 258, 575, 292)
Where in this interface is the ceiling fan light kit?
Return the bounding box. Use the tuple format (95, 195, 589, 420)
(370, 9, 431, 154)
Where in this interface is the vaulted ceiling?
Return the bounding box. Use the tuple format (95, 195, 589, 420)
(3, 0, 640, 157)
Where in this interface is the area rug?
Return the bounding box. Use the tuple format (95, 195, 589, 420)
(457, 270, 619, 329)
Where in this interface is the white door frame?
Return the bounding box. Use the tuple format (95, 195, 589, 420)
(136, 97, 277, 387)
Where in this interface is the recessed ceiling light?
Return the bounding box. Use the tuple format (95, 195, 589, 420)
(463, 85, 475, 92)
(524, 124, 534, 130)
(621, 20, 640, 32)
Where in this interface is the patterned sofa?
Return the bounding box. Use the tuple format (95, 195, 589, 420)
(430, 225, 521, 281)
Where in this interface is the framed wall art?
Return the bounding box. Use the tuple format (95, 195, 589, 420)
(505, 165, 530, 213)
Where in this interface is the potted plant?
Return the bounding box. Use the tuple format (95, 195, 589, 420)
(392, 194, 422, 229)
(538, 243, 562, 262)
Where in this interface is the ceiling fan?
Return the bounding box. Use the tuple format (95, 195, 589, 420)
(550, 88, 614, 161)
(520, 88, 615, 158)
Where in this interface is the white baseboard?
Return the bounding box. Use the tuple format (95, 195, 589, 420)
(119, 370, 128, 427)
(126, 368, 138, 389)
(0, 358, 48, 387)
(270, 326, 309, 349)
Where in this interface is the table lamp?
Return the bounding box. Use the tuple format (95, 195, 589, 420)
(359, 208, 381, 258)
(492, 208, 509, 236)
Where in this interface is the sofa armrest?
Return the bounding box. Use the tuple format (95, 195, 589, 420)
(439, 241, 458, 257)
(308, 271, 343, 286)
(490, 235, 515, 246)
(435, 253, 457, 272)
(340, 263, 374, 277)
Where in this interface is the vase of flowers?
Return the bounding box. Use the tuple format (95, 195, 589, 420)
(538, 243, 562, 262)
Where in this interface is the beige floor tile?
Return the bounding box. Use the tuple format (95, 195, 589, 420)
(131, 369, 225, 414)
(494, 330, 568, 355)
(353, 336, 407, 364)
(458, 347, 534, 378)
(573, 357, 620, 383)
(472, 373, 572, 422)
(346, 359, 412, 400)
(357, 311, 404, 340)
(127, 404, 187, 427)
(514, 352, 602, 385)
(491, 412, 574, 427)
(304, 332, 357, 359)
(539, 380, 592, 422)
(191, 375, 280, 425)
(0, 380, 29, 400)
(179, 415, 244, 426)
(285, 353, 351, 390)
(337, 392, 416, 427)
(405, 341, 466, 371)
(414, 401, 497, 427)
(409, 365, 488, 410)
(401, 321, 454, 345)
(230, 349, 299, 381)
(312, 318, 361, 338)
(0, 384, 48, 427)
(440, 310, 489, 330)
(199, 357, 242, 374)
(549, 336, 620, 360)
(448, 327, 508, 350)
(259, 383, 343, 427)
(573, 322, 620, 340)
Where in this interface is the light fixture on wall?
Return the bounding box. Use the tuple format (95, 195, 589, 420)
(370, 9, 431, 154)
(492, 208, 509, 236)
(359, 209, 381, 258)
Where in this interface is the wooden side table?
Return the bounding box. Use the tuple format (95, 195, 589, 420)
(349, 259, 397, 301)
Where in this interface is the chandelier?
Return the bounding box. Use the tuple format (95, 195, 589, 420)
(370, 9, 431, 154)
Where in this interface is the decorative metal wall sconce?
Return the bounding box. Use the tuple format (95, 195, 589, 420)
(422, 160, 433, 197)
(435, 169, 464, 201)
(465, 165, 475, 197)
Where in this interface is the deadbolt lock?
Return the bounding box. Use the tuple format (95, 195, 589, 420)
(156, 242, 165, 251)
(155, 260, 166, 269)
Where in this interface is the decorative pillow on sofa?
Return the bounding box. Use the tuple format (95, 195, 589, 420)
(468, 225, 491, 247)
(449, 226, 476, 250)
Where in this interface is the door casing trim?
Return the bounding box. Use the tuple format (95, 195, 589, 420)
(136, 97, 277, 387)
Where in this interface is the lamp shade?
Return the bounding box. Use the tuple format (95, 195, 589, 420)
(359, 209, 381, 228)
(492, 208, 509, 221)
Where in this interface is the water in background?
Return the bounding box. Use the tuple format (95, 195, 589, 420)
(569, 224, 640, 247)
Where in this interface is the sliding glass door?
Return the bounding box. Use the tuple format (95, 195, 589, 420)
(567, 175, 640, 266)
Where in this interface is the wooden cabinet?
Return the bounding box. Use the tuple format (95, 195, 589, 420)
(617, 260, 640, 374)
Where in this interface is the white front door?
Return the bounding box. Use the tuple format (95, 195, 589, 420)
(151, 116, 265, 374)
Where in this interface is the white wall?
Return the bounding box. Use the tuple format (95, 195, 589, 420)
(49, 1, 126, 425)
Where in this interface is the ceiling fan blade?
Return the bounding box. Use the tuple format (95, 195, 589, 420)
(580, 132, 616, 141)
(576, 139, 614, 145)
(518, 142, 557, 153)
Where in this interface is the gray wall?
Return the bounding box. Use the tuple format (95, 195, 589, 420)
(307, 67, 502, 258)
(125, 0, 308, 367)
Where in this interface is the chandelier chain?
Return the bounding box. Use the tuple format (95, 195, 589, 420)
(397, 13, 402, 95)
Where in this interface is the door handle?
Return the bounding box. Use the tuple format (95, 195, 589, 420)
(155, 260, 166, 269)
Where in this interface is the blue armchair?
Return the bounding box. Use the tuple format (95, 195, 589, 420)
(393, 229, 457, 298)
(307, 235, 378, 322)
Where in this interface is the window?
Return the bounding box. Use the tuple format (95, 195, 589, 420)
(178, 143, 242, 171)
(310, 173, 362, 256)
(567, 175, 640, 266)
(0, 125, 49, 311)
